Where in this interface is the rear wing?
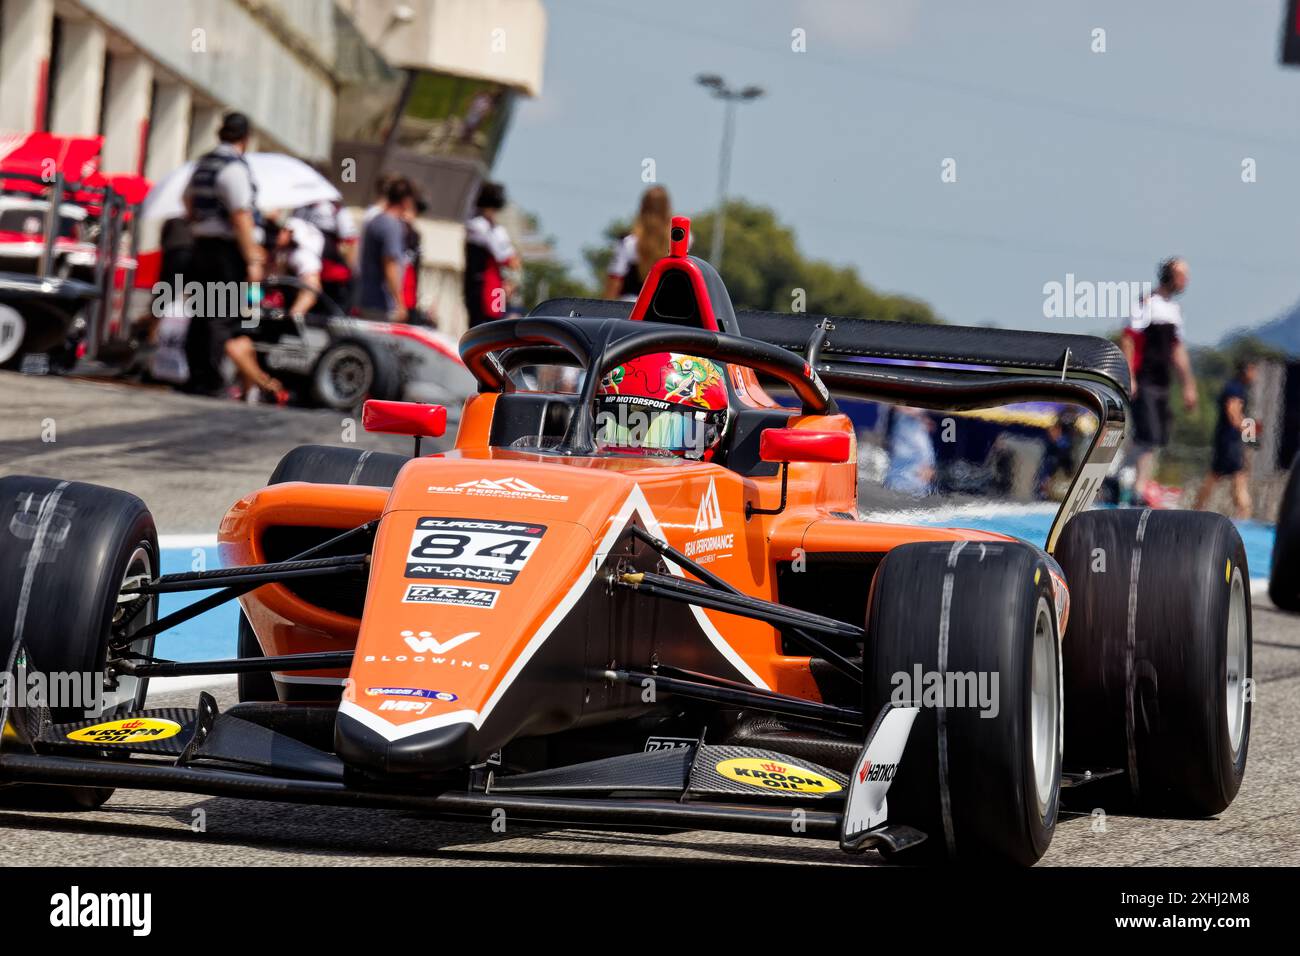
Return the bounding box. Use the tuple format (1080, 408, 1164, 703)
(530, 297, 1129, 396)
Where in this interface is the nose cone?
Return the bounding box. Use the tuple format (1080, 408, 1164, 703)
(335, 711, 479, 776)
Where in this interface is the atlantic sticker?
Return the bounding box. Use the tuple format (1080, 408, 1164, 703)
(405, 516, 545, 584)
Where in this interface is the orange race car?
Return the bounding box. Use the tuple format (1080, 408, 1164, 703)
(0, 218, 1252, 865)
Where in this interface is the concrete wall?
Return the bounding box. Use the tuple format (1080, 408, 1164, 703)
(48, 12, 106, 135)
(0, 0, 55, 131)
(71, 0, 336, 161)
(343, 0, 546, 96)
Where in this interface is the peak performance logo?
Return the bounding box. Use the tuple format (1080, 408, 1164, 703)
(693, 478, 723, 532)
(461, 477, 541, 493)
(426, 477, 569, 502)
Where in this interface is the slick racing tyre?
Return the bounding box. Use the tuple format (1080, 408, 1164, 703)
(0, 303, 26, 369)
(1269, 452, 1300, 612)
(309, 336, 402, 410)
(866, 540, 1062, 866)
(236, 611, 276, 704)
(0, 477, 159, 810)
(268, 444, 410, 488)
(1055, 509, 1251, 816)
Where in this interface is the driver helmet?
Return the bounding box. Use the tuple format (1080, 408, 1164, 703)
(595, 352, 729, 459)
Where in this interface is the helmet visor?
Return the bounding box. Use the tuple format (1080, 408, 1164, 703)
(594, 398, 720, 457)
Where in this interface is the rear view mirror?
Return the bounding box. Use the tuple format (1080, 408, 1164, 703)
(362, 400, 447, 438)
(759, 428, 851, 464)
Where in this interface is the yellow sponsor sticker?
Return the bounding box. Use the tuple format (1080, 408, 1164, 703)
(715, 757, 843, 795)
(66, 717, 182, 745)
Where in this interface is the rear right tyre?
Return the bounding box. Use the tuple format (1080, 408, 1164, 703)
(1269, 452, 1300, 612)
(1055, 508, 1251, 816)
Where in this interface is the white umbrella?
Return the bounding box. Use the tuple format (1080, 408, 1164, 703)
(138, 152, 341, 249)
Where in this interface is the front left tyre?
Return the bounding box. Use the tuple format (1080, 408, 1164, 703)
(0, 476, 159, 809)
(865, 539, 1062, 865)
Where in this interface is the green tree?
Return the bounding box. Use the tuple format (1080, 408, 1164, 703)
(514, 209, 595, 310)
(519, 257, 593, 310)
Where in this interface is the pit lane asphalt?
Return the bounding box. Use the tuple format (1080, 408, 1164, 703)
(1, 372, 1298, 866)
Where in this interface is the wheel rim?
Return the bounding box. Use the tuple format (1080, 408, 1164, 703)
(103, 545, 156, 715)
(0, 303, 25, 365)
(1226, 567, 1248, 756)
(317, 345, 374, 406)
(1030, 597, 1060, 815)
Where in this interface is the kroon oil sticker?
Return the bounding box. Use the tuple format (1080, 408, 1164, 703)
(66, 717, 182, 745)
(715, 757, 843, 795)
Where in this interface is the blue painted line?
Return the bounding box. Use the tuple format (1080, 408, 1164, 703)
(913, 512, 1277, 579)
(156, 545, 236, 662)
(157, 514, 1278, 663)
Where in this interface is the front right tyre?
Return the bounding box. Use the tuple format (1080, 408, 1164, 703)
(0, 476, 159, 809)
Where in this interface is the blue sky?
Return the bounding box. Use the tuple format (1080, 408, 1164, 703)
(495, 0, 1300, 344)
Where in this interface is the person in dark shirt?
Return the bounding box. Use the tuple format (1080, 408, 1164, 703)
(356, 177, 417, 322)
(1193, 359, 1259, 519)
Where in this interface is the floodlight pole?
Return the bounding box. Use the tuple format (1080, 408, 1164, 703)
(696, 75, 764, 268)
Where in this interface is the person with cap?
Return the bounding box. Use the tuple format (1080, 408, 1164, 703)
(463, 181, 520, 328)
(181, 111, 281, 397)
(356, 175, 417, 322)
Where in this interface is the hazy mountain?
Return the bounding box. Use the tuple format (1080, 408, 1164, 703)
(1223, 299, 1300, 356)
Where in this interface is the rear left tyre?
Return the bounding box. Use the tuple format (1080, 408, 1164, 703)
(236, 611, 277, 704)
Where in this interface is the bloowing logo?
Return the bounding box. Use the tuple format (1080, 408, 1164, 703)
(693, 478, 723, 532)
(401, 630, 480, 653)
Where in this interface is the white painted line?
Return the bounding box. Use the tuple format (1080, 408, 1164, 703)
(860, 501, 1060, 523)
(159, 533, 219, 549)
(146, 674, 237, 695)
